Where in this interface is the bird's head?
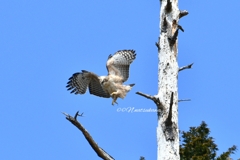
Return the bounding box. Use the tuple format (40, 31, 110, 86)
(99, 76, 108, 85)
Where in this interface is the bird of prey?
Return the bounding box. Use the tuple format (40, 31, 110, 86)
(66, 50, 136, 105)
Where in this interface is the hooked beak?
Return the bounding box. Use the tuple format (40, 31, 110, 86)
(101, 78, 108, 85)
(101, 79, 105, 85)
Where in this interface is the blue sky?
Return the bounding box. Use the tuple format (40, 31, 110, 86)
(1, 0, 240, 159)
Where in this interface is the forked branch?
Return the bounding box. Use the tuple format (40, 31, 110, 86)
(62, 111, 115, 160)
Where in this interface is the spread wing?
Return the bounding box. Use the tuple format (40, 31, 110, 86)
(106, 50, 136, 82)
(66, 70, 110, 98)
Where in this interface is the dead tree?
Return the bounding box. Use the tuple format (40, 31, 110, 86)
(137, 0, 190, 159)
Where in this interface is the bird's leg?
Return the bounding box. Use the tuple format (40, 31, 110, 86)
(110, 91, 118, 96)
(111, 91, 119, 105)
(112, 97, 118, 105)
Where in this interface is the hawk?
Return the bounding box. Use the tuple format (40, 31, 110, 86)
(66, 50, 136, 105)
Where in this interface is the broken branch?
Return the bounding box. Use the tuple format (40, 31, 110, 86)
(155, 42, 160, 51)
(178, 99, 191, 102)
(136, 91, 157, 101)
(179, 10, 189, 19)
(63, 111, 114, 160)
(136, 91, 164, 111)
(179, 63, 193, 72)
(178, 25, 184, 32)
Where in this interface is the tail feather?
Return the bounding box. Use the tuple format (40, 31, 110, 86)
(129, 83, 135, 87)
(124, 83, 135, 93)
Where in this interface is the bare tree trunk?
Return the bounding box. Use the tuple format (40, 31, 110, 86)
(157, 0, 180, 159)
(137, 0, 189, 159)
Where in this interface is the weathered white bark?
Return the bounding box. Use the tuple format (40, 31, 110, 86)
(157, 0, 180, 159)
(137, 1, 189, 159)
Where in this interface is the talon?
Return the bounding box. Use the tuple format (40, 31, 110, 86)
(112, 99, 118, 105)
(112, 99, 115, 105)
(111, 91, 119, 105)
(111, 92, 117, 96)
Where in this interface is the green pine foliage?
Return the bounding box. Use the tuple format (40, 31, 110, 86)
(216, 145, 237, 160)
(180, 121, 238, 160)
